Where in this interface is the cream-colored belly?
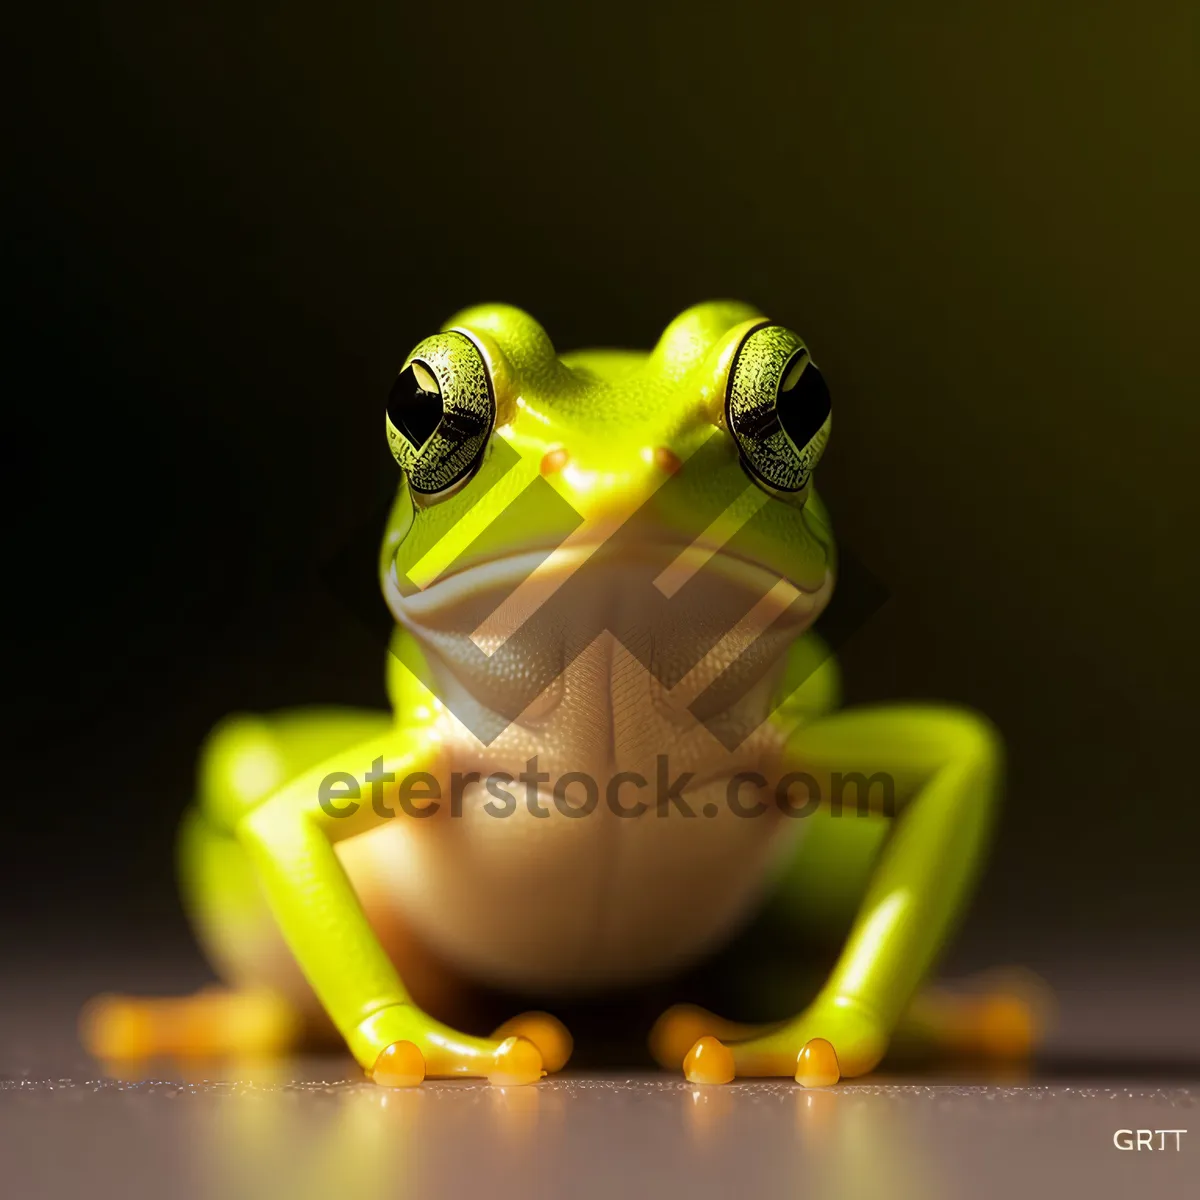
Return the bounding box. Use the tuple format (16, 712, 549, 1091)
(352, 633, 806, 994)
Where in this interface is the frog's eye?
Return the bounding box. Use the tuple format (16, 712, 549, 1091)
(386, 330, 496, 494)
(726, 324, 831, 496)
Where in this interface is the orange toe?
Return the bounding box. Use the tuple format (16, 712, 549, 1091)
(795, 1038, 840, 1088)
(491, 1012, 573, 1074)
(976, 995, 1037, 1059)
(683, 1035, 736, 1085)
(80, 996, 153, 1061)
(650, 1005, 713, 1070)
(372, 1040, 426, 1087)
(489, 1035, 544, 1086)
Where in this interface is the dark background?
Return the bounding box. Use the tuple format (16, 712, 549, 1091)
(4, 1, 1197, 977)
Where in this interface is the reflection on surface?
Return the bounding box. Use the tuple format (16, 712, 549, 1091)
(59, 1059, 1194, 1200)
(171, 1062, 996, 1200)
(680, 1078, 946, 1200)
(184, 1062, 565, 1200)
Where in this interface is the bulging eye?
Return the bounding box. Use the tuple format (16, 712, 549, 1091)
(726, 324, 832, 495)
(386, 330, 496, 494)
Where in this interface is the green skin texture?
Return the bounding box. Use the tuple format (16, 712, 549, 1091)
(182, 301, 1001, 1082)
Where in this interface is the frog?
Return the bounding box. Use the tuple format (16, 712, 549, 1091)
(82, 301, 1038, 1088)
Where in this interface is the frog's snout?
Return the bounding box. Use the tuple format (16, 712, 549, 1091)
(539, 445, 681, 479)
(536, 443, 681, 521)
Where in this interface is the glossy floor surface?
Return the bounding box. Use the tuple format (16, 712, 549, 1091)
(3, 946, 1197, 1199)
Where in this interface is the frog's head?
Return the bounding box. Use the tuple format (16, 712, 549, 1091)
(379, 302, 836, 739)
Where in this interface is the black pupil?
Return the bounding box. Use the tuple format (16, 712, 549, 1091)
(387, 363, 443, 449)
(777, 359, 831, 450)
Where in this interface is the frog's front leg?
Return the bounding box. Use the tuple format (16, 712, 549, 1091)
(667, 703, 1001, 1085)
(236, 727, 547, 1087)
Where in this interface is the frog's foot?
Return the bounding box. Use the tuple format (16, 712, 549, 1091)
(364, 1004, 546, 1088)
(658, 1000, 887, 1087)
(894, 972, 1050, 1061)
(80, 987, 303, 1061)
(491, 1011, 573, 1073)
(649, 1004, 785, 1071)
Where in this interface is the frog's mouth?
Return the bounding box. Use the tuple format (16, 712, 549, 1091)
(384, 533, 832, 728)
(388, 518, 830, 622)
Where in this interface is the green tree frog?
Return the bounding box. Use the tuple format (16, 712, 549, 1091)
(83, 302, 1033, 1088)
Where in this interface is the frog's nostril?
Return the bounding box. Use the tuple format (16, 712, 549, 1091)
(540, 447, 570, 475)
(653, 447, 682, 475)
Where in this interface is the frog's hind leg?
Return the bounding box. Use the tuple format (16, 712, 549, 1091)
(887, 971, 1050, 1064)
(81, 707, 395, 1063)
(81, 986, 308, 1062)
(651, 975, 1046, 1074)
